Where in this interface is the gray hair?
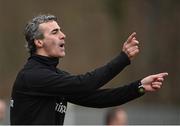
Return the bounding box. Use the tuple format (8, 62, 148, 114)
(24, 14, 57, 55)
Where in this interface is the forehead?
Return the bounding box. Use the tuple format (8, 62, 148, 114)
(39, 21, 60, 32)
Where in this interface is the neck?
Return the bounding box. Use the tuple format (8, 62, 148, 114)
(35, 50, 50, 57)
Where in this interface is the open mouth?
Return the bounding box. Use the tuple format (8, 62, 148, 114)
(59, 43, 65, 48)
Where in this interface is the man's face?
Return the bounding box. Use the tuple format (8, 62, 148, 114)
(112, 110, 127, 125)
(37, 21, 66, 58)
(0, 101, 6, 121)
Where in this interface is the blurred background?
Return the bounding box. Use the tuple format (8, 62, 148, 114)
(0, 0, 179, 124)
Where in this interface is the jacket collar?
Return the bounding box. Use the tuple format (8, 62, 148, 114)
(29, 54, 59, 67)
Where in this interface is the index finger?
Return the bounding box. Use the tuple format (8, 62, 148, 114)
(153, 72, 168, 78)
(126, 32, 136, 43)
(157, 72, 168, 77)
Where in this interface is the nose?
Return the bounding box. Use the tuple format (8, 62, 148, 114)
(59, 31, 66, 40)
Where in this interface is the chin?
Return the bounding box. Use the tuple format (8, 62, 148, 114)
(59, 53, 66, 58)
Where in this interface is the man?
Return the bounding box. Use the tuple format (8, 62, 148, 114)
(0, 99, 6, 123)
(106, 107, 128, 125)
(10, 14, 168, 125)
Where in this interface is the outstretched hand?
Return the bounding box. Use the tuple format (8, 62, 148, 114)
(141, 72, 168, 92)
(122, 32, 139, 60)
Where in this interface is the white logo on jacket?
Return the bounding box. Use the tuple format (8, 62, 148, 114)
(55, 102, 67, 113)
(10, 99, 14, 108)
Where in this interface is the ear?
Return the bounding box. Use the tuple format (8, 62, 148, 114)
(34, 39, 43, 48)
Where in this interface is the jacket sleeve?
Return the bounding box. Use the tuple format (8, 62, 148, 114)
(66, 80, 145, 108)
(24, 52, 130, 95)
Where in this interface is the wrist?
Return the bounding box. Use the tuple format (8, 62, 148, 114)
(138, 81, 145, 94)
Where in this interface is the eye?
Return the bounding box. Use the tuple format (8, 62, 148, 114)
(51, 29, 59, 35)
(52, 30, 58, 34)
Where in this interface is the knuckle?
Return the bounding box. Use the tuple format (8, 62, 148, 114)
(136, 49, 139, 53)
(127, 49, 131, 54)
(136, 40, 139, 44)
(129, 52, 134, 56)
(125, 45, 129, 49)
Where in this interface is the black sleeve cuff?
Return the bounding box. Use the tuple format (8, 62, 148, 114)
(131, 80, 146, 96)
(119, 51, 131, 66)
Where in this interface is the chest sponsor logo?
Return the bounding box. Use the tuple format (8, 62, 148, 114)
(55, 102, 67, 114)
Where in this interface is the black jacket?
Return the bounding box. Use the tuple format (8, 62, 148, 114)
(10, 52, 144, 125)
